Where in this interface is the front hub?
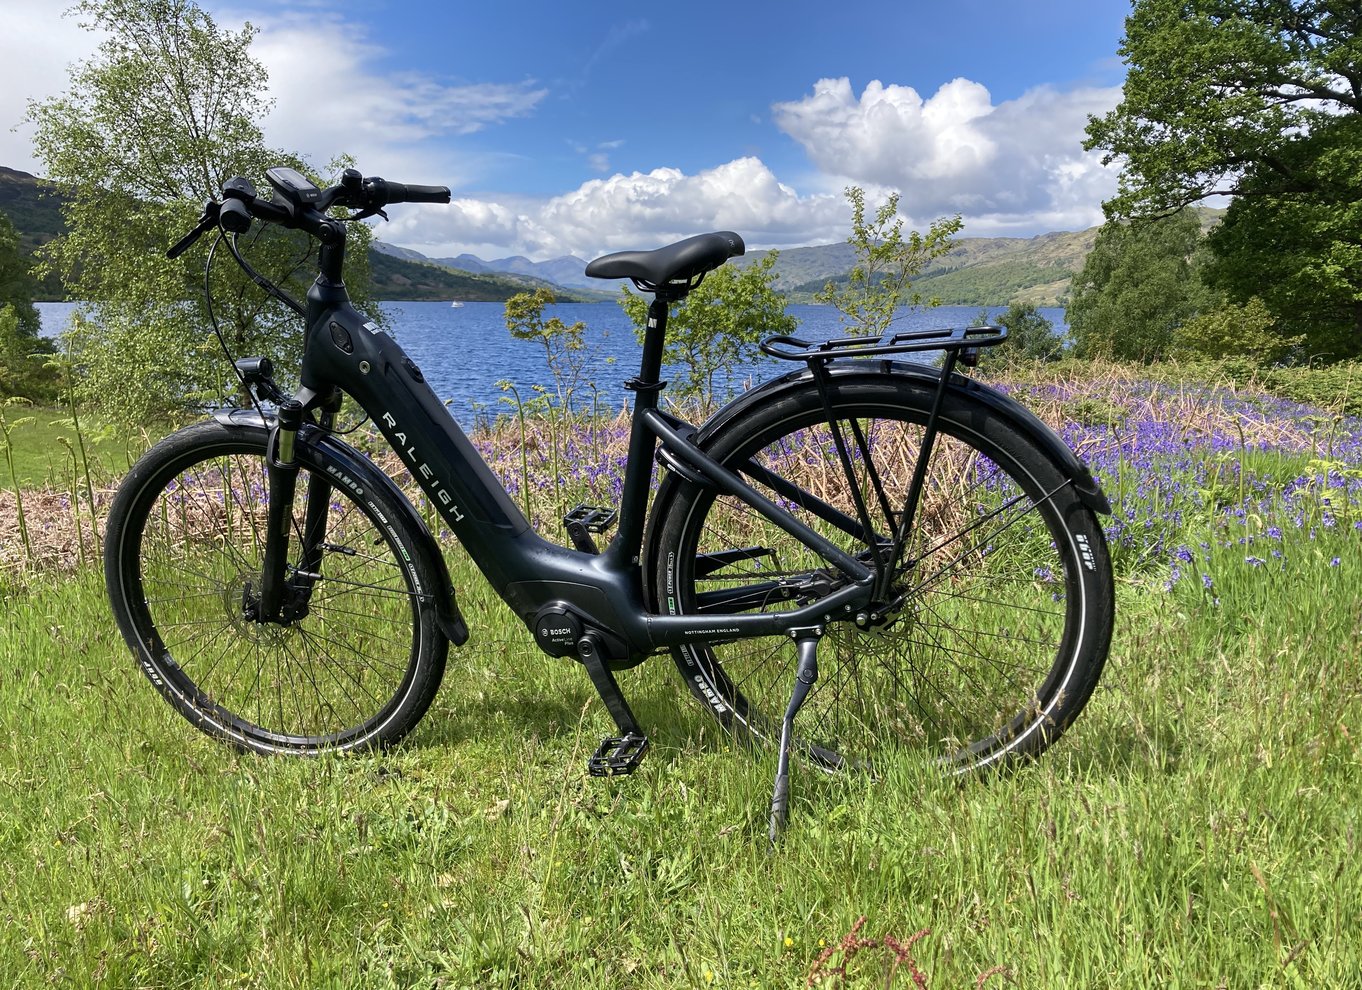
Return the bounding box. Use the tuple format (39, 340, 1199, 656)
(225, 573, 299, 640)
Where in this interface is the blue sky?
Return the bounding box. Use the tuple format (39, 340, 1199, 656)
(0, 1, 1132, 260)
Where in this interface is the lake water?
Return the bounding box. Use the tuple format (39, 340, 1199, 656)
(36, 300, 1067, 417)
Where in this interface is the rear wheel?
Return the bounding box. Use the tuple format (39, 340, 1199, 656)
(650, 374, 1113, 772)
(104, 419, 448, 754)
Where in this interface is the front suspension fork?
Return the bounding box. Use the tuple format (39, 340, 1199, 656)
(256, 400, 304, 621)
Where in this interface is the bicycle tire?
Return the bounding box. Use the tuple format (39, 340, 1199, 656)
(650, 372, 1113, 773)
(104, 418, 448, 754)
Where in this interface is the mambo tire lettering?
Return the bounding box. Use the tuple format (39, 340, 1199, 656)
(379, 412, 466, 522)
(692, 671, 728, 714)
(324, 464, 364, 496)
(325, 456, 422, 592)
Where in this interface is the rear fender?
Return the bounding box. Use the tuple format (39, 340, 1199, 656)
(692, 361, 1107, 511)
(643, 361, 1109, 584)
(213, 408, 469, 645)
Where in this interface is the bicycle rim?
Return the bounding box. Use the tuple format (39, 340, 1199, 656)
(114, 435, 429, 751)
(661, 390, 1105, 772)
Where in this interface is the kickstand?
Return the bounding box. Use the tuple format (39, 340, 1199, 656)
(769, 628, 822, 844)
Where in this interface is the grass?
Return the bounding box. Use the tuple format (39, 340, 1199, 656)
(0, 404, 148, 580)
(2, 366, 1361, 987)
(0, 403, 146, 489)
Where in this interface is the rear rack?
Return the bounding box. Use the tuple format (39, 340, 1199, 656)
(760, 324, 1007, 367)
(758, 322, 1009, 605)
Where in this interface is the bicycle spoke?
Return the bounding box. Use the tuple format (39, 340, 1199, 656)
(113, 428, 443, 752)
(666, 394, 1110, 772)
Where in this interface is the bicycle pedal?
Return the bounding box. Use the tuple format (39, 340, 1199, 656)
(564, 503, 618, 533)
(587, 732, 649, 777)
(564, 503, 618, 554)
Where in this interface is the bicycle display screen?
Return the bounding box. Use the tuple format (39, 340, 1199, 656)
(266, 167, 320, 203)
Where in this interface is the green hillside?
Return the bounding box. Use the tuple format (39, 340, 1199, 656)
(0, 168, 68, 299)
(367, 249, 602, 302)
(758, 226, 1101, 307)
(754, 213, 1225, 307)
(0, 167, 67, 254)
(0, 167, 597, 303)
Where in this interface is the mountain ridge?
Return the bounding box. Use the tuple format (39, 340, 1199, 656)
(371, 242, 598, 290)
(4, 163, 1220, 307)
(0, 167, 601, 303)
(375, 223, 1114, 307)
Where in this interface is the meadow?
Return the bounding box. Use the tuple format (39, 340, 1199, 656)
(1, 361, 1359, 988)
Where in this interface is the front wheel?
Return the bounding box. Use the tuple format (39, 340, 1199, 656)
(104, 419, 449, 754)
(649, 373, 1114, 773)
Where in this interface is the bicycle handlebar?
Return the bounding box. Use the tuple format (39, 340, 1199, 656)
(165, 168, 451, 257)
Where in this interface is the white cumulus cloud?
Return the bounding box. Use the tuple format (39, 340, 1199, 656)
(390, 78, 1125, 258)
(772, 76, 1123, 234)
(1, 1, 1126, 261)
(386, 157, 848, 260)
(0, 7, 102, 174)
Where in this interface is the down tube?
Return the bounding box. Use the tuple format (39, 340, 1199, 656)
(300, 304, 534, 564)
(300, 304, 879, 652)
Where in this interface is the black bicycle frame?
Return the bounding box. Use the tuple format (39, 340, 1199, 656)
(283, 232, 875, 661)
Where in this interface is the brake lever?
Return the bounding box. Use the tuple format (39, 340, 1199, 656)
(166, 201, 221, 259)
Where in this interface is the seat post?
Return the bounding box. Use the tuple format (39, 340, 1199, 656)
(635, 295, 671, 392)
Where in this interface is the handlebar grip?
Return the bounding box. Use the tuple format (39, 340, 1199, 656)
(219, 198, 252, 234)
(380, 180, 451, 205)
(406, 184, 451, 204)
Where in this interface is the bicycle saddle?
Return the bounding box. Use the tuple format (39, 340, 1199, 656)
(585, 231, 745, 287)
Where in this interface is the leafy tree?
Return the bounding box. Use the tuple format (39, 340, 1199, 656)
(0, 214, 57, 402)
(504, 288, 591, 409)
(1199, 153, 1362, 360)
(1085, 0, 1362, 359)
(619, 252, 795, 405)
(815, 187, 962, 336)
(0, 213, 41, 340)
(1173, 296, 1304, 365)
(0, 305, 55, 404)
(1067, 210, 1210, 361)
(995, 302, 1062, 364)
(26, 0, 380, 423)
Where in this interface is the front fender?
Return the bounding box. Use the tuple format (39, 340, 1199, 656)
(213, 408, 470, 645)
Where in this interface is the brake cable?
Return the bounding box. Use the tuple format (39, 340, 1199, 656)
(224, 232, 306, 317)
(204, 189, 378, 431)
(203, 230, 267, 419)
